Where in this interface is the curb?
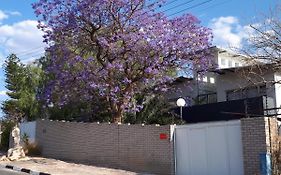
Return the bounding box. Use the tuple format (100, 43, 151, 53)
(0, 164, 51, 175)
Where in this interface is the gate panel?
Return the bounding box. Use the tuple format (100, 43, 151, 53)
(206, 126, 229, 175)
(188, 128, 208, 175)
(175, 128, 190, 175)
(227, 125, 244, 175)
(175, 120, 244, 175)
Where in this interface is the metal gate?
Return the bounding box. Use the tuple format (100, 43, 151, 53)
(174, 120, 244, 175)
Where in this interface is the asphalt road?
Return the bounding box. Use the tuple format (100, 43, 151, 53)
(0, 168, 26, 175)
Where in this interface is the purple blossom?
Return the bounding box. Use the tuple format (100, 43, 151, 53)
(34, 0, 213, 121)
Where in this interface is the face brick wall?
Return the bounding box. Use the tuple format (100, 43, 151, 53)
(241, 117, 279, 175)
(35, 120, 174, 175)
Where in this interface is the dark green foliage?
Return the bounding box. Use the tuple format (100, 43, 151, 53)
(2, 54, 44, 121)
(20, 65, 44, 121)
(2, 54, 25, 121)
(0, 120, 15, 151)
(46, 96, 113, 122)
(124, 95, 183, 125)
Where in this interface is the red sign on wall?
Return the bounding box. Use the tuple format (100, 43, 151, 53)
(159, 133, 168, 140)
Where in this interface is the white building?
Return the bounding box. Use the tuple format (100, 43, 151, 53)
(168, 47, 281, 117)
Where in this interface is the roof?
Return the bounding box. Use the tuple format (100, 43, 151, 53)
(169, 76, 193, 85)
(213, 62, 278, 74)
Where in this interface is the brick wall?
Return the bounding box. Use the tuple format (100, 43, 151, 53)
(241, 117, 279, 175)
(36, 120, 174, 175)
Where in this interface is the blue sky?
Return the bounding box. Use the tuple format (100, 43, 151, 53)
(0, 0, 278, 117)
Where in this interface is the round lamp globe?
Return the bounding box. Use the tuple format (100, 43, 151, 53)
(176, 98, 186, 107)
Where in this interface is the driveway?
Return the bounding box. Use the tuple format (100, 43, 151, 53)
(0, 157, 150, 175)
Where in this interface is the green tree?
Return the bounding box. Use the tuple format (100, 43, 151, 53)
(0, 120, 15, 150)
(2, 54, 44, 121)
(19, 64, 44, 121)
(2, 54, 25, 121)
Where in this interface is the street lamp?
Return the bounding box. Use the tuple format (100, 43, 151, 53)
(46, 102, 54, 119)
(48, 102, 54, 108)
(176, 98, 186, 120)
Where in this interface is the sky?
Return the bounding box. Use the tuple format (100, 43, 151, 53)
(0, 0, 278, 117)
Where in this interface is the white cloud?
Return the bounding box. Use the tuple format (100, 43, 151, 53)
(209, 16, 254, 49)
(0, 10, 22, 23)
(0, 91, 8, 105)
(0, 10, 8, 22)
(0, 20, 46, 63)
(6, 11, 21, 16)
(0, 52, 4, 62)
(0, 90, 6, 96)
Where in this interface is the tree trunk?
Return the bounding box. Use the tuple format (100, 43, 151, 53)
(111, 103, 123, 123)
(112, 109, 122, 123)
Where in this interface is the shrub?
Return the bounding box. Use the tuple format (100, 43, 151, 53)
(21, 132, 41, 156)
(24, 143, 41, 156)
(0, 120, 16, 151)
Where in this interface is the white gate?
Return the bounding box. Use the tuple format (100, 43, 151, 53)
(175, 120, 244, 175)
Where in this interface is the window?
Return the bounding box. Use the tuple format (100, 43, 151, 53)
(228, 60, 232, 67)
(226, 90, 242, 101)
(235, 62, 240, 67)
(197, 93, 217, 104)
(245, 86, 258, 98)
(198, 95, 208, 104)
(208, 93, 217, 103)
(226, 84, 267, 101)
(203, 76, 208, 82)
(259, 85, 266, 95)
(210, 77, 215, 84)
(221, 58, 226, 66)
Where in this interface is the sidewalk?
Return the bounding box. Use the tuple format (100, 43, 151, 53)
(0, 157, 148, 175)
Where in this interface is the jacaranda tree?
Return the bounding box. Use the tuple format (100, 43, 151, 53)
(33, 0, 213, 123)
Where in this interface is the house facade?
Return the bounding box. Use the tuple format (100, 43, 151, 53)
(167, 47, 281, 122)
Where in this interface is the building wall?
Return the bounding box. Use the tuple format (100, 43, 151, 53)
(274, 72, 281, 111)
(216, 70, 276, 102)
(217, 51, 246, 69)
(165, 48, 249, 106)
(36, 120, 174, 175)
(241, 117, 279, 175)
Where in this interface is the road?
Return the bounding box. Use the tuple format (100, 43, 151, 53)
(0, 168, 26, 175)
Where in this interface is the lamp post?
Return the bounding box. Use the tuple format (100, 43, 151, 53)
(176, 98, 186, 120)
(46, 102, 54, 119)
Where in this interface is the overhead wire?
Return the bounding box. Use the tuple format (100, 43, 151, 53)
(135, 0, 199, 19)
(158, 0, 180, 8)
(20, 52, 45, 63)
(196, 0, 231, 13)
(17, 50, 45, 57)
(161, 0, 196, 13)
(167, 0, 214, 17)
(6, 0, 216, 59)
(15, 46, 45, 56)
